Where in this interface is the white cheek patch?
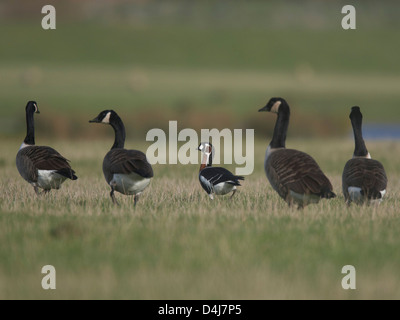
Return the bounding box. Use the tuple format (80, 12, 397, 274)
(34, 104, 38, 113)
(271, 101, 281, 113)
(102, 112, 111, 124)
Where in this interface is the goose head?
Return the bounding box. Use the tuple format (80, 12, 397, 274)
(26, 101, 40, 114)
(89, 110, 116, 125)
(350, 106, 362, 122)
(258, 97, 288, 114)
(198, 142, 215, 156)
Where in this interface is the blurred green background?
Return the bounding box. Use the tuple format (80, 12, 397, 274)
(0, 0, 399, 141)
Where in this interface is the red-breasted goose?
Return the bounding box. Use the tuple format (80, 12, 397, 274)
(198, 142, 244, 200)
(16, 101, 77, 195)
(89, 110, 153, 206)
(342, 106, 388, 205)
(259, 97, 336, 208)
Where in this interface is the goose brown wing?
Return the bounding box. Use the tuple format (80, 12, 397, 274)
(17, 146, 76, 180)
(104, 149, 154, 178)
(343, 158, 387, 197)
(267, 149, 334, 197)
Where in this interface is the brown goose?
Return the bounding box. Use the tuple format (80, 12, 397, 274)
(89, 110, 153, 206)
(259, 97, 336, 208)
(342, 106, 387, 205)
(16, 101, 77, 195)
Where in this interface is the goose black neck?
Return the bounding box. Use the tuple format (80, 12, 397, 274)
(110, 116, 126, 149)
(351, 113, 368, 157)
(24, 108, 35, 145)
(270, 105, 290, 149)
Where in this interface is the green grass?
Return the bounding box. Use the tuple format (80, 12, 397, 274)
(1, 1, 400, 300)
(1, 138, 399, 299)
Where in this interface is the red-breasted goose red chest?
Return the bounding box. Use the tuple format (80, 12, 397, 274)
(198, 142, 244, 200)
(89, 110, 153, 206)
(342, 106, 388, 205)
(16, 101, 77, 195)
(259, 97, 336, 209)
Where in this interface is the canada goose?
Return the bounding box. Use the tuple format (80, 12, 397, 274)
(16, 101, 77, 194)
(89, 110, 153, 206)
(197, 142, 244, 200)
(258, 97, 336, 208)
(342, 106, 388, 205)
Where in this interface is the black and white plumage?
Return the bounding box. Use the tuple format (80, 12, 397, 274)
(342, 106, 388, 205)
(89, 110, 153, 206)
(198, 142, 244, 199)
(16, 101, 77, 195)
(259, 97, 336, 208)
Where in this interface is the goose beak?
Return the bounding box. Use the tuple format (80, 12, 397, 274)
(258, 106, 268, 112)
(89, 118, 99, 123)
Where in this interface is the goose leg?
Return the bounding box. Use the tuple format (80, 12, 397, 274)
(134, 194, 139, 207)
(34, 186, 50, 196)
(34, 186, 41, 195)
(230, 189, 237, 199)
(110, 184, 119, 206)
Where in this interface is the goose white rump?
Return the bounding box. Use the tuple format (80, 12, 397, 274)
(111, 172, 151, 195)
(36, 170, 68, 190)
(213, 182, 237, 195)
(348, 186, 386, 205)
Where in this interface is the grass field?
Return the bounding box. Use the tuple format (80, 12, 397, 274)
(1, 138, 399, 300)
(1, 1, 399, 300)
